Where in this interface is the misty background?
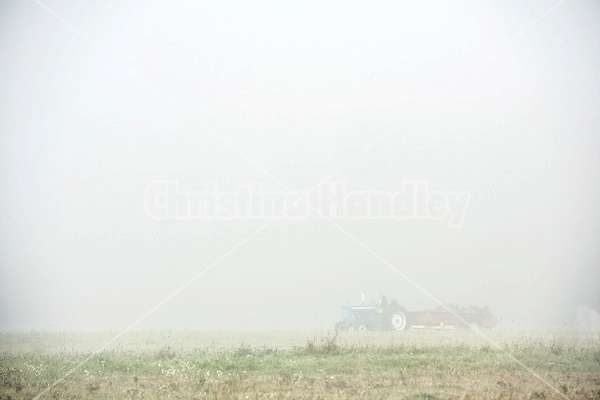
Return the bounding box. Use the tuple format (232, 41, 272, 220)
(0, 0, 599, 332)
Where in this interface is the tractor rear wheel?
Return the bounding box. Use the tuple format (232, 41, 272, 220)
(391, 311, 408, 331)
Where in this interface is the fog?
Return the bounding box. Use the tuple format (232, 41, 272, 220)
(1, 0, 599, 332)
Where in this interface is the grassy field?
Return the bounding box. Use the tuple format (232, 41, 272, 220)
(0, 330, 598, 399)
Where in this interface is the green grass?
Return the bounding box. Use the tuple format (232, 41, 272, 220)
(0, 330, 598, 399)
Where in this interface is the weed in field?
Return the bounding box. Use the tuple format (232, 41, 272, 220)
(409, 394, 441, 400)
(297, 332, 340, 355)
(155, 346, 176, 360)
(85, 381, 100, 392)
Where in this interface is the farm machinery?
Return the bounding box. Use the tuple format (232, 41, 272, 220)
(334, 294, 497, 331)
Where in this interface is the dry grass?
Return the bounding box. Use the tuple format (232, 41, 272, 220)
(0, 330, 598, 399)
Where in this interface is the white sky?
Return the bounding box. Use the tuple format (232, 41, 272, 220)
(0, 0, 599, 331)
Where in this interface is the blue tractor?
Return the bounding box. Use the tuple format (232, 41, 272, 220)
(334, 294, 409, 332)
